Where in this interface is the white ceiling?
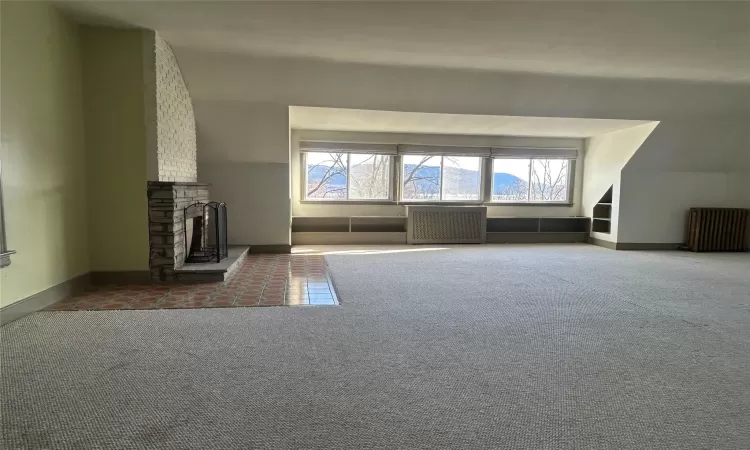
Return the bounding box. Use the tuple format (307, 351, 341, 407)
(62, 1, 750, 83)
(289, 107, 654, 138)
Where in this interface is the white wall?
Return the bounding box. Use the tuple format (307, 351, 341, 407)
(618, 120, 749, 244)
(731, 141, 750, 209)
(730, 172, 750, 208)
(291, 129, 584, 218)
(198, 103, 290, 245)
(582, 122, 659, 242)
(618, 172, 737, 244)
(730, 171, 750, 244)
(179, 51, 749, 245)
(154, 33, 198, 182)
(143, 32, 199, 183)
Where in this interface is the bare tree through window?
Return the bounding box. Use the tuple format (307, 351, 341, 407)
(402, 155, 482, 201)
(492, 158, 529, 201)
(402, 155, 441, 200)
(495, 179, 529, 201)
(306, 152, 347, 199)
(530, 159, 569, 201)
(305, 151, 571, 203)
(306, 152, 392, 200)
(349, 154, 390, 200)
(492, 158, 569, 202)
(442, 156, 481, 200)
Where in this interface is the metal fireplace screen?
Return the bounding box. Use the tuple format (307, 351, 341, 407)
(184, 201, 228, 263)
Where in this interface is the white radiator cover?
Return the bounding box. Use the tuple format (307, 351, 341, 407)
(406, 206, 487, 244)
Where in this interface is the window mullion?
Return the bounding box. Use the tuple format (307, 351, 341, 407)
(302, 153, 307, 200)
(345, 153, 351, 200)
(527, 158, 533, 202)
(439, 156, 445, 201)
(482, 157, 491, 203)
(393, 155, 401, 202)
(568, 160, 573, 202)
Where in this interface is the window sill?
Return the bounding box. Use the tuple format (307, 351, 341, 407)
(300, 200, 574, 207)
(488, 202, 574, 207)
(300, 200, 397, 205)
(400, 201, 484, 206)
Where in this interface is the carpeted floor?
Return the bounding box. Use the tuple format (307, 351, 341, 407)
(2, 244, 749, 449)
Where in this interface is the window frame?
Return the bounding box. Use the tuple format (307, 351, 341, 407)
(298, 142, 577, 207)
(302, 151, 396, 203)
(489, 156, 575, 204)
(399, 154, 485, 204)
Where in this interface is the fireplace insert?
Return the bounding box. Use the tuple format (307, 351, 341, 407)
(184, 201, 228, 263)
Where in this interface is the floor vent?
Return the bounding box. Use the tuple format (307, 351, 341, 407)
(687, 208, 749, 252)
(407, 206, 487, 244)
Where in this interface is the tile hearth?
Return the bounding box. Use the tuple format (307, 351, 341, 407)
(46, 254, 338, 310)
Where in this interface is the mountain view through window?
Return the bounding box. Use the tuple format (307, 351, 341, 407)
(401, 155, 482, 201)
(492, 158, 569, 202)
(306, 152, 390, 200)
(306, 152, 569, 202)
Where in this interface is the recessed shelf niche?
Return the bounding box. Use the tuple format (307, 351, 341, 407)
(592, 187, 613, 234)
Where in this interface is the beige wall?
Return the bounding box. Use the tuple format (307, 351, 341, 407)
(81, 26, 150, 271)
(0, 2, 89, 307)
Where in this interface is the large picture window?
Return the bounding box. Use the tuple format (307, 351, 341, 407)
(300, 141, 576, 205)
(402, 155, 482, 202)
(492, 158, 571, 203)
(304, 152, 392, 201)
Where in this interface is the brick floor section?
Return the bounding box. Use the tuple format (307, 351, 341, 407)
(46, 254, 338, 311)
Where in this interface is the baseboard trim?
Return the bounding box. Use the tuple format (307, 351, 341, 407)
(616, 242, 682, 251)
(588, 237, 618, 250)
(0, 273, 90, 326)
(250, 245, 292, 254)
(589, 237, 682, 251)
(292, 232, 407, 245)
(487, 232, 588, 244)
(90, 271, 152, 285)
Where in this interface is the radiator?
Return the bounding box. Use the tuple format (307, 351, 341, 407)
(406, 206, 487, 244)
(686, 208, 749, 252)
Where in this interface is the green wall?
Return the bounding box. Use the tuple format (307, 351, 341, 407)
(81, 26, 149, 272)
(0, 2, 89, 307)
(0, 5, 152, 309)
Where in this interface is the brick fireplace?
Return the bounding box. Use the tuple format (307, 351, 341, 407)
(147, 181, 210, 280)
